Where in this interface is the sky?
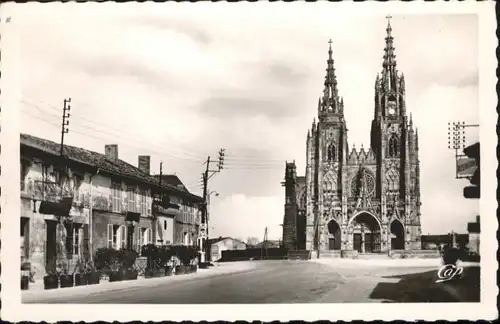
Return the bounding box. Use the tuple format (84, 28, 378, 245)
(7, 2, 479, 240)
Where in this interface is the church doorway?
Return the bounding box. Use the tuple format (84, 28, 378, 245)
(350, 212, 381, 253)
(390, 219, 405, 250)
(327, 220, 341, 250)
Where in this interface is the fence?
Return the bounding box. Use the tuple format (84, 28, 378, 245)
(221, 248, 289, 262)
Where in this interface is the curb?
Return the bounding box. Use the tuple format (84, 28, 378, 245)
(22, 263, 257, 303)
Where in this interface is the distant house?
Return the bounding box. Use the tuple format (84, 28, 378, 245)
(154, 174, 201, 246)
(206, 237, 247, 262)
(255, 240, 281, 249)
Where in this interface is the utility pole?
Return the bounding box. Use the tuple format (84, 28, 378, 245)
(199, 148, 225, 263)
(60, 98, 71, 156)
(261, 227, 268, 260)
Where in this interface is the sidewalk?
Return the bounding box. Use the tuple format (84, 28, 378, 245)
(22, 261, 257, 303)
(311, 257, 480, 268)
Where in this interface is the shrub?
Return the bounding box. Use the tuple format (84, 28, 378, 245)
(141, 244, 160, 269)
(157, 246, 173, 268)
(117, 249, 138, 270)
(94, 247, 119, 272)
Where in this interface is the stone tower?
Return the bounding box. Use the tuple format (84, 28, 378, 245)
(284, 18, 422, 255)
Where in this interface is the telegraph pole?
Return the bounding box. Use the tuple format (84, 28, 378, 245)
(60, 98, 71, 156)
(199, 148, 225, 263)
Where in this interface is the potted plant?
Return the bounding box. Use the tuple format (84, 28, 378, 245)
(73, 259, 87, 286)
(158, 246, 173, 276)
(58, 261, 74, 288)
(118, 249, 138, 281)
(43, 259, 59, 290)
(142, 244, 162, 278)
(95, 247, 122, 282)
(21, 261, 31, 290)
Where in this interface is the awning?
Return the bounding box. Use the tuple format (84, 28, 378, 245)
(38, 197, 73, 217)
(125, 211, 141, 222)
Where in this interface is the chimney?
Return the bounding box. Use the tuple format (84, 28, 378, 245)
(138, 155, 151, 175)
(105, 144, 119, 162)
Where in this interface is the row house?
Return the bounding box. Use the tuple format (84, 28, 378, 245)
(153, 175, 200, 246)
(20, 133, 203, 279)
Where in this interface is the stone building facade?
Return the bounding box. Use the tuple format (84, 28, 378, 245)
(20, 134, 202, 278)
(282, 20, 422, 254)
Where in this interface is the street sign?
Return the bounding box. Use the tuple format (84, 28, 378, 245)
(456, 156, 477, 178)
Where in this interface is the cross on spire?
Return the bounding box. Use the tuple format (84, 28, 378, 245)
(328, 38, 333, 45)
(386, 14, 392, 23)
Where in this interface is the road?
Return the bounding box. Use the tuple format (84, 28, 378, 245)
(23, 260, 479, 304)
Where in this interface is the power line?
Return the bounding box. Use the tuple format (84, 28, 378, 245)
(22, 111, 204, 165)
(21, 106, 205, 163)
(21, 99, 209, 160)
(21, 99, 293, 166)
(23, 97, 214, 156)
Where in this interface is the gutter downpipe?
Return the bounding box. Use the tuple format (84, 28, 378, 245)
(89, 168, 100, 263)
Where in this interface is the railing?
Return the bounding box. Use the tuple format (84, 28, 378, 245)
(22, 179, 73, 202)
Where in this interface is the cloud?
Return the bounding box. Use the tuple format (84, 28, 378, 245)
(13, 5, 481, 237)
(123, 17, 213, 45)
(209, 194, 284, 240)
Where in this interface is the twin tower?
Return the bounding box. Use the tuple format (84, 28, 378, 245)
(282, 18, 422, 256)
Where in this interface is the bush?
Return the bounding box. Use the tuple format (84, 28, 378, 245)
(94, 247, 119, 272)
(118, 249, 138, 270)
(141, 244, 160, 269)
(157, 246, 173, 268)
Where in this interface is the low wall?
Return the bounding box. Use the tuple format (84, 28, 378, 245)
(389, 249, 441, 259)
(221, 248, 288, 262)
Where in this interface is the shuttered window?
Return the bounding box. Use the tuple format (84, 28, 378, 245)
(120, 225, 127, 249)
(107, 224, 114, 248)
(111, 182, 121, 213)
(127, 187, 136, 212)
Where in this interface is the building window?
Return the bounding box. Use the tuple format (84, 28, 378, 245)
(140, 190, 147, 216)
(143, 228, 152, 246)
(127, 186, 136, 212)
(164, 220, 167, 230)
(388, 135, 399, 157)
(65, 223, 82, 256)
(111, 182, 121, 213)
(73, 174, 83, 202)
(108, 224, 127, 249)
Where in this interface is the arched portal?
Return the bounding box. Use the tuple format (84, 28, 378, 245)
(390, 219, 405, 250)
(350, 212, 382, 253)
(327, 219, 341, 250)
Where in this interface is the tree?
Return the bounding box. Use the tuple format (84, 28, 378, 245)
(246, 237, 259, 247)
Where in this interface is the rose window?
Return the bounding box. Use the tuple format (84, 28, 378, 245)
(350, 169, 375, 197)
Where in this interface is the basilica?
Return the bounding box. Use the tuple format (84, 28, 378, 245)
(282, 19, 422, 256)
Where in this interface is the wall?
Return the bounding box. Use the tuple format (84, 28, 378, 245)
(92, 210, 153, 252)
(156, 215, 175, 245)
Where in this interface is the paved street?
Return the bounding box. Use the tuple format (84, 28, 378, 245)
(23, 260, 480, 304)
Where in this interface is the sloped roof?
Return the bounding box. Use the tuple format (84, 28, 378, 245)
(206, 236, 247, 246)
(20, 133, 203, 202)
(154, 174, 189, 193)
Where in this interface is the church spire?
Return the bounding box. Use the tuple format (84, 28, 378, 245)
(322, 39, 340, 113)
(382, 15, 398, 89)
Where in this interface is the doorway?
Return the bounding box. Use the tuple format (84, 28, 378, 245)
(45, 220, 57, 272)
(353, 233, 362, 252)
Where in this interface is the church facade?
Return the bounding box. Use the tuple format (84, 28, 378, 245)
(282, 19, 422, 255)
